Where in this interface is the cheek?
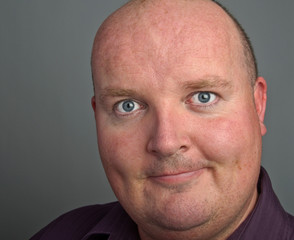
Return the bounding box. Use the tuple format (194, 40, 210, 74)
(195, 111, 260, 168)
(193, 111, 262, 200)
(96, 123, 147, 189)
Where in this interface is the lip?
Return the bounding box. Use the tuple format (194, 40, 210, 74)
(149, 168, 205, 186)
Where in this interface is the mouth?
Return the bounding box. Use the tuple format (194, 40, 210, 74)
(149, 168, 206, 186)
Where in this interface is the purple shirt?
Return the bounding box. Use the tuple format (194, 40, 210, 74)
(30, 167, 294, 240)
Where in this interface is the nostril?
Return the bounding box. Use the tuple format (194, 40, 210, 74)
(179, 145, 189, 153)
(147, 138, 189, 158)
(180, 145, 187, 150)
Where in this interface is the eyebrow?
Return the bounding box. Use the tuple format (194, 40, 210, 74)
(98, 88, 139, 103)
(98, 76, 232, 103)
(182, 77, 232, 91)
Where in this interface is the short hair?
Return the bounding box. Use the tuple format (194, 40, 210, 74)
(213, 0, 258, 87)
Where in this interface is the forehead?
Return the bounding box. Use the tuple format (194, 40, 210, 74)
(92, 0, 244, 89)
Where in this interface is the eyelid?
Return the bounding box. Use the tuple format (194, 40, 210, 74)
(113, 99, 146, 117)
(186, 91, 219, 108)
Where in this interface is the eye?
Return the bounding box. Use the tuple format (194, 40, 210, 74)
(190, 92, 217, 105)
(115, 99, 141, 114)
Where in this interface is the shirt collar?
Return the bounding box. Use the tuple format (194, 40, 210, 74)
(228, 167, 290, 239)
(81, 202, 139, 240)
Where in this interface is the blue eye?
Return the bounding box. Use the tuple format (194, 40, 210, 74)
(122, 101, 135, 112)
(116, 100, 140, 113)
(191, 92, 216, 104)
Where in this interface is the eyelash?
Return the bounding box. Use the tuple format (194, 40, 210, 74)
(113, 99, 146, 117)
(186, 91, 219, 109)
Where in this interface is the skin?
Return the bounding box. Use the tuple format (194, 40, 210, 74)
(91, 0, 267, 239)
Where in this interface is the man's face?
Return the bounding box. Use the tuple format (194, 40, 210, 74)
(91, 1, 267, 239)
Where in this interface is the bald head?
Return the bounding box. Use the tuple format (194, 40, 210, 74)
(91, 0, 257, 90)
(90, 1, 267, 239)
(212, 0, 258, 86)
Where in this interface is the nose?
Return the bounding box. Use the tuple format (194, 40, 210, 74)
(146, 109, 191, 158)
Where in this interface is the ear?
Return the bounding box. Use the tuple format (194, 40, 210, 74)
(254, 77, 267, 136)
(91, 96, 97, 114)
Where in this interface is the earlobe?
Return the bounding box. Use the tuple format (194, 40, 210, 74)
(254, 77, 267, 135)
(91, 96, 96, 113)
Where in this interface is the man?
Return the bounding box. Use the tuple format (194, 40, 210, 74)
(30, 0, 294, 239)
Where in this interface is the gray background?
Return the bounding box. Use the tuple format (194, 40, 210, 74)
(1, 1, 293, 239)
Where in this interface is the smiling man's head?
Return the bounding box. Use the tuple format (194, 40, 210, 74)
(91, 0, 267, 239)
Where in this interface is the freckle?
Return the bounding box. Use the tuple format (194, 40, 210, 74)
(235, 160, 242, 170)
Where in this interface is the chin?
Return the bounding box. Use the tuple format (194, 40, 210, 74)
(145, 195, 214, 232)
